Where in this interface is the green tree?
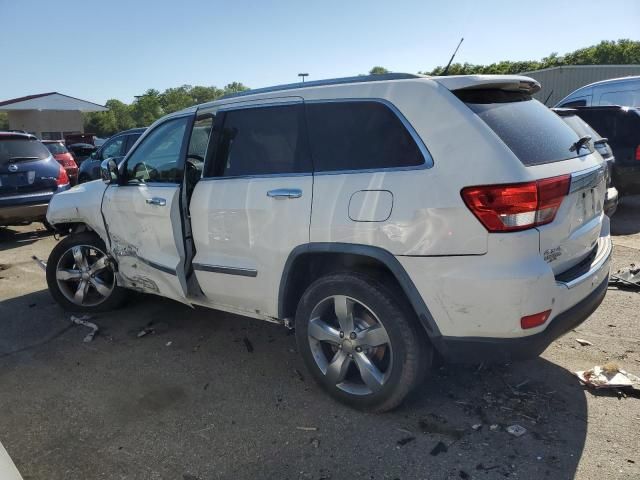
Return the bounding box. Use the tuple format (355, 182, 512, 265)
(424, 39, 640, 75)
(0, 112, 9, 130)
(223, 82, 249, 95)
(159, 85, 194, 114)
(131, 89, 164, 127)
(369, 66, 390, 75)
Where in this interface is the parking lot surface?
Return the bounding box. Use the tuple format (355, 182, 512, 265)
(1, 198, 639, 480)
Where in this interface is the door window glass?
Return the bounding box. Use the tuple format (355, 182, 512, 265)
(126, 117, 189, 183)
(125, 133, 142, 153)
(599, 90, 640, 107)
(101, 137, 125, 160)
(213, 104, 310, 177)
(305, 101, 425, 172)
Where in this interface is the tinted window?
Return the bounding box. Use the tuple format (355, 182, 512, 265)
(575, 109, 640, 148)
(44, 142, 69, 155)
(126, 117, 188, 183)
(125, 134, 142, 153)
(305, 101, 424, 172)
(101, 137, 125, 160)
(214, 104, 309, 177)
(0, 139, 50, 166)
(458, 90, 582, 166)
(560, 99, 587, 108)
(599, 90, 640, 107)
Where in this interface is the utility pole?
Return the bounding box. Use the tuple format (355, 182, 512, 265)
(298, 73, 309, 83)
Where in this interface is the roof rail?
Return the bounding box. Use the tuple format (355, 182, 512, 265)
(221, 73, 424, 100)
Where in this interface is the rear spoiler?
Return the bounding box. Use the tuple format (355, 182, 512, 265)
(433, 75, 541, 94)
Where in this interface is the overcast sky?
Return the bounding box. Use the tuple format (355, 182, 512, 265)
(1, 0, 639, 104)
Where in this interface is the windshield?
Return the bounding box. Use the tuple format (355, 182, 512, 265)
(44, 142, 69, 155)
(0, 139, 50, 166)
(457, 90, 585, 166)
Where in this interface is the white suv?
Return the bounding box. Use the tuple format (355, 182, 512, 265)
(45, 73, 612, 412)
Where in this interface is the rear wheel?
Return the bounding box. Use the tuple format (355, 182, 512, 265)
(295, 272, 430, 412)
(46, 232, 127, 312)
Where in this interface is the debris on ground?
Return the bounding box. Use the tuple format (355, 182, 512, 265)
(166, 341, 172, 347)
(430, 441, 448, 456)
(471, 423, 482, 431)
(576, 338, 593, 346)
(70, 315, 99, 342)
(137, 326, 155, 338)
(31, 255, 46, 271)
(489, 424, 500, 431)
(459, 470, 470, 479)
(576, 363, 640, 389)
(396, 436, 416, 446)
(293, 368, 305, 382)
(296, 426, 318, 431)
(310, 438, 320, 448)
(506, 424, 527, 437)
(243, 337, 254, 353)
(609, 264, 640, 291)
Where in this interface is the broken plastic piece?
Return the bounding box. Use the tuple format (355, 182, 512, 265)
(31, 255, 46, 272)
(70, 315, 99, 342)
(575, 338, 593, 346)
(575, 364, 640, 389)
(609, 264, 640, 291)
(506, 424, 527, 437)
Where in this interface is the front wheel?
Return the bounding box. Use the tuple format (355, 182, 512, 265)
(295, 273, 431, 412)
(46, 232, 127, 312)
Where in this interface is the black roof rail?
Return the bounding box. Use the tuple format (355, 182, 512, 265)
(220, 73, 424, 100)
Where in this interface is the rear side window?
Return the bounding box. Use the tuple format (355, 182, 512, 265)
(599, 90, 640, 107)
(457, 90, 582, 166)
(305, 101, 424, 172)
(44, 142, 68, 155)
(0, 139, 50, 166)
(213, 104, 310, 177)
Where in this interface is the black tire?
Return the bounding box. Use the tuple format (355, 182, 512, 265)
(78, 174, 89, 184)
(46, 232, 128, 313)
(295, 272, 431, 413)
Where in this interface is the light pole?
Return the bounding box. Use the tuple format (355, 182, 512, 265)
(298, 73, 309, 83)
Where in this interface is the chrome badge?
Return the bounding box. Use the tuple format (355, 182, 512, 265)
(8, 164, 18, 172)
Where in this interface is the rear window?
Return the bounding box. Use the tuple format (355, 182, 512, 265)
(44, 142, 69, 155)
(0, 139, 50, 166)
(457, 90, 583, 166)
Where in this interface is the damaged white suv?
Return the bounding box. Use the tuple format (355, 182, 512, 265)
(46, 74, 612, 412)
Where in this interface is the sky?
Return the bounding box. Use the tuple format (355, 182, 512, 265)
(1, 0, 639, 105)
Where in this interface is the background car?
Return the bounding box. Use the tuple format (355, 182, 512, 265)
(42, 140, 79, 185)
(556, 76, 640, 108)
(77, 128, 146, 183)
(571, 106, 640, 197)
(67, 143, 96, 167)
(552, 108, 618, 216)
(0, 132, 70, 228)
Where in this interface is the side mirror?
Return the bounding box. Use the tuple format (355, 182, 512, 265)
(100, 158, 119, 184)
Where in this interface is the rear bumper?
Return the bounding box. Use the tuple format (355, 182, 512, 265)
(0, 202, 49, 225)
(434, 275, 608, 363)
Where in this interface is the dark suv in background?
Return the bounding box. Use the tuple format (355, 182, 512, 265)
(0, 132, 70, 227)
(570, 106, 640, 197)
(78, 128, 146, 183)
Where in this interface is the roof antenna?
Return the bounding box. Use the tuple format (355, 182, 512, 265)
(441, 37, 464, 76)
(543, 90, 554, 106)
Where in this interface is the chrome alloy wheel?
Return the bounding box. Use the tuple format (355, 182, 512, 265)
(307, 295, 393, 395)
(55, 245, 115, 307)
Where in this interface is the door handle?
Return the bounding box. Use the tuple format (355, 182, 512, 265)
(145, 197, 166, 206)
(267, 188, 302, 199)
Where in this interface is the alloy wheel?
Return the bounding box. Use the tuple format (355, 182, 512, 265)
(55, 245, 115, 307)
(307, 295, 393, 395)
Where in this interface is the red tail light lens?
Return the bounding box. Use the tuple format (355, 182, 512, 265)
(521, 310, 552, 329)
(56, 164, 70, 186)
(635, 145, 640, 161)
(461, 175, 570, 232)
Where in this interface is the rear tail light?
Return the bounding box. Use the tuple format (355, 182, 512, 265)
(56, 164, 70, 186)
(461, 174, 570, 232)
(635, 145, 640, 161)
(521, 310, 551, 329)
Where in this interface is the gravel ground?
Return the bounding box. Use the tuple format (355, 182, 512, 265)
(0, 197, 639, 480)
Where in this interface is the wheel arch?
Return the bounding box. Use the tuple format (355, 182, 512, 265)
(278, 243, 442, 341)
